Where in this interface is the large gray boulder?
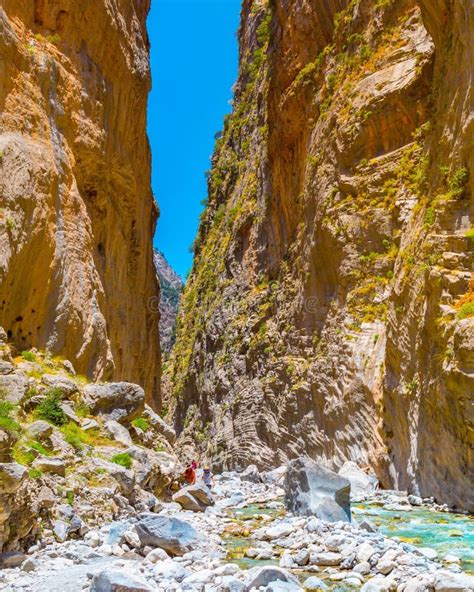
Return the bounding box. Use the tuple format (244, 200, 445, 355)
(42, 374, 78, 398)
(83, 382, 144, 423)
(338, 461, 378, 497)
(32, 457, 66, 477)
(90, 569, 153, 592)
(143, 404, 176, 444)
(284, 457, 351, 522)
(172, 483, 214, 512)
(241, 464, 262, 483)
(104, 420, 133, 445)
(172, 490, 204, 512)
(0, 372, 28, 404)
(26, 420, 53, 440)
(311, 497, 349, 523)
(245, 566, 300, 590)
(134, 515, 198, 556)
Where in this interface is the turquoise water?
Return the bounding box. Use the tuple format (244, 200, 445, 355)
(224, 500, 474, 580)
(224, 505, 354, 589)
(355, 502, 474, 574)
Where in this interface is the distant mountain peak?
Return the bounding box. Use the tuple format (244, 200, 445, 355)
(153, 250, 183, 354)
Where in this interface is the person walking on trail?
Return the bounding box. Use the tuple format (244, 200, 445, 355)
(183, 460, 198, 485)
(202, 467, 214, 489)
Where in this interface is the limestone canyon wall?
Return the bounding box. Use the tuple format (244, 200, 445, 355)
(0, 0, 161, 406)
(170, 0, 473, 510)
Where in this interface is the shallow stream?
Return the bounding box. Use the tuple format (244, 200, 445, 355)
(223, 499, 474, 586)
(354, 501, 474, 574)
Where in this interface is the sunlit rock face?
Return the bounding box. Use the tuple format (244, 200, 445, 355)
(170, 0, 473, 510)
(0, 0, 161, 407)
(154, 250, 183, 355)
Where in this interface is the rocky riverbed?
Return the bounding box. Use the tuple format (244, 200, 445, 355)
(1, 469, 473, 592)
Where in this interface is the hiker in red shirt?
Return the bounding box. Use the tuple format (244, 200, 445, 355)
(183, 460, 197, 485)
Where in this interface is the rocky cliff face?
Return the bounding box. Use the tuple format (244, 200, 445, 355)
(170, 0, 473, 511)
(153, 250, 183, 355)
(0, 0, 160, 406)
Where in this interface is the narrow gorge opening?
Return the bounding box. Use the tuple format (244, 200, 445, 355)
(0, 0, 472, 587)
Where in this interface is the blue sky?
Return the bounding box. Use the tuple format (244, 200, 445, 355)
(147, 0, 241, 279)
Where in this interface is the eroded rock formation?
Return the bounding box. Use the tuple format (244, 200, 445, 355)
(170, 0, 473, 510)
(0, 0, 160, 406)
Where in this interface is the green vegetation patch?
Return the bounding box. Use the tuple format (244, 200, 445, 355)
(131, 417, 150, 432)
(29, 440, 52, 456)
(12, 443, 35, 466)
(60, 422, 112, 450)
(111, 452, 132, 469)
(457, 300, 474, 320)
(35, 389, 67, 426)
(464, 228, 474, 242)
(0, 400, 20, 433)
(21, 350, 37, 362)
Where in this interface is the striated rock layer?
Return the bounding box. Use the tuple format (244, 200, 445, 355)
(0, 0, 160, 406)
(170, 0, 473, 510)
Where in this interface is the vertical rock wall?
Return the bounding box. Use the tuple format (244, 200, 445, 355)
(0, 0, 161, 406)
(170, 0, 473, 510)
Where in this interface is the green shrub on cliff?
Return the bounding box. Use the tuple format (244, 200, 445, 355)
(21, 350, 36, 362)
(457, 301, 474, 320)
(112, 452, 132, 469)
(29, 440, 51, 456)
(131, 417, 150, 432)
(36, 389, 66, 426)
(448, 167, 469, 196)
(0, 399, 20, 433)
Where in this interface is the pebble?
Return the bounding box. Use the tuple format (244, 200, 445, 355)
(303, 576, 328, 590)
(354, 561, 371, 575)
(309, 551, 342, 566)
(357, 542, 377, 562)
(443, 554, 460, 564)
(418, 547, 438, 560)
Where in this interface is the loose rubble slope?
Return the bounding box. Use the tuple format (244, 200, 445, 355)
(0, 327, 177, 552)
